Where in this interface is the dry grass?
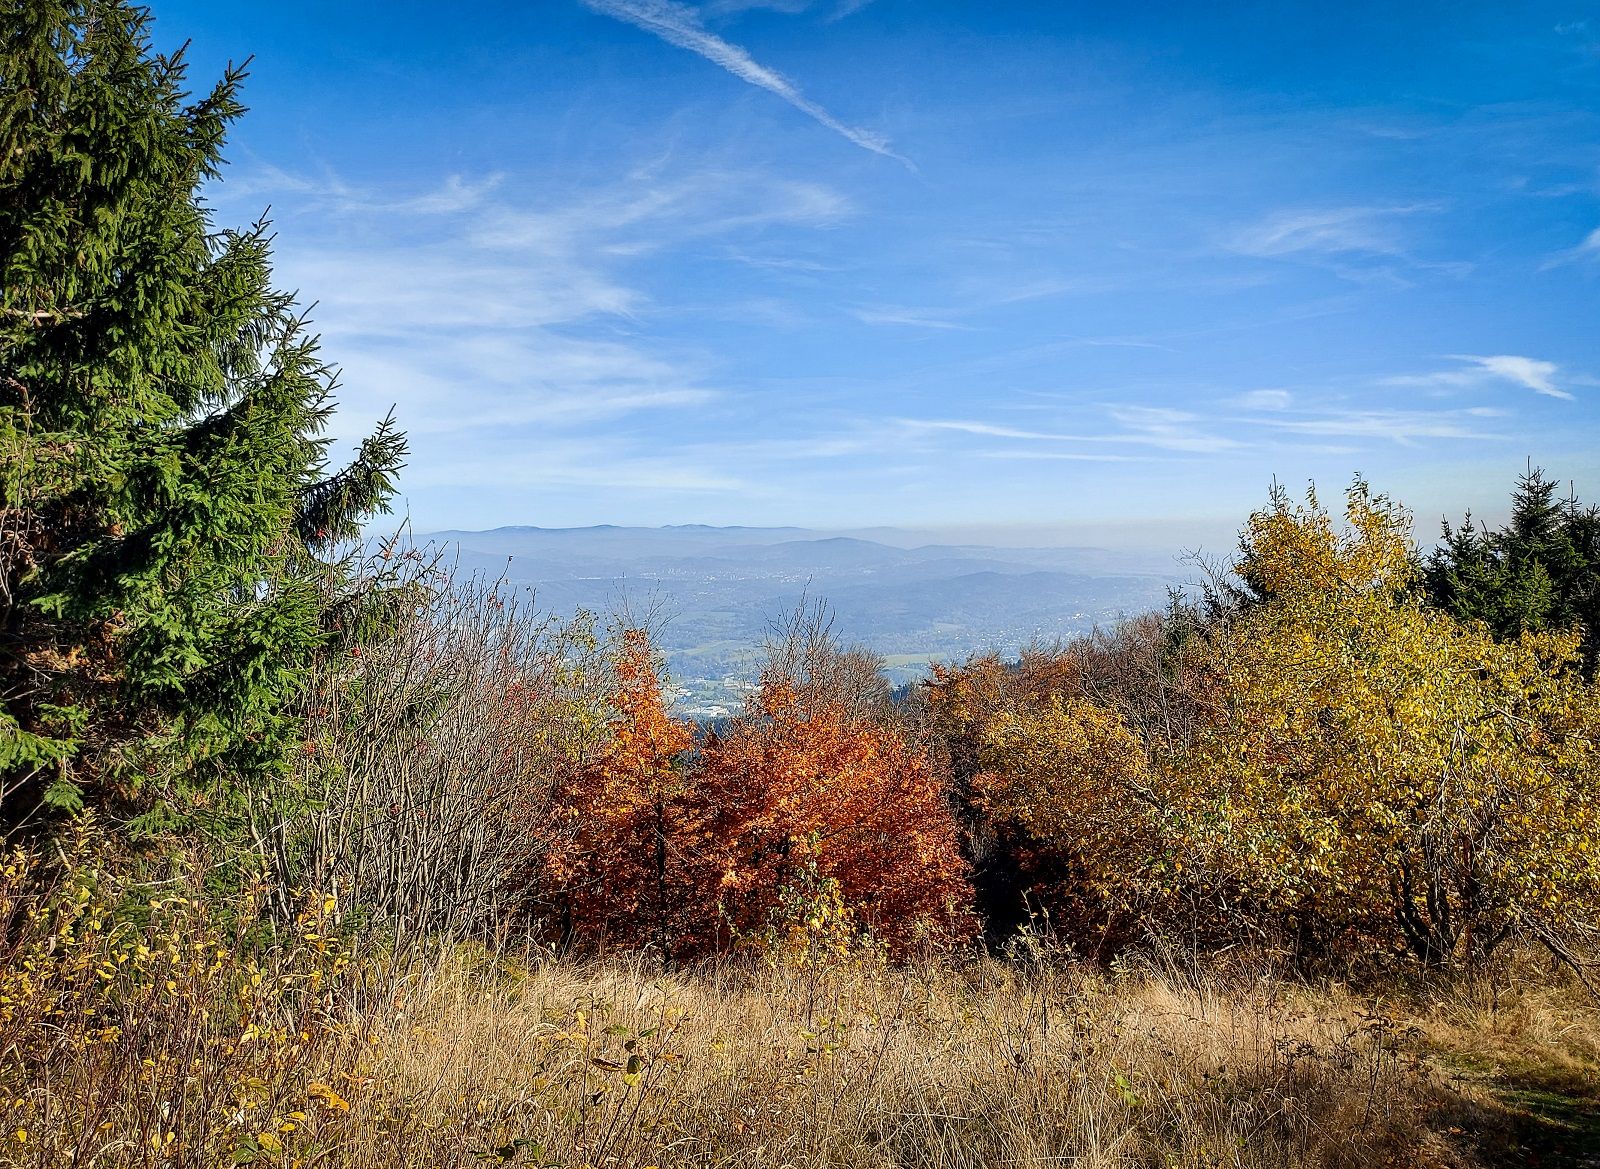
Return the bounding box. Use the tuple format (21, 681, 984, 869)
(335, 950, 1428, 1169)
(5, 845, 1597, 1168)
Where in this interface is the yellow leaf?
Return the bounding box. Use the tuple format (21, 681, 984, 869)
(307, 1083, 350, 1112)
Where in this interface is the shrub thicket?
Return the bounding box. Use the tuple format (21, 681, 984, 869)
(922, 480, 1600, 975)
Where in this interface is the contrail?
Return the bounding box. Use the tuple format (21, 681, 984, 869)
(584, 0, 914, 169)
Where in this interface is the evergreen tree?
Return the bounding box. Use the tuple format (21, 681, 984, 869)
(1424, 466, 1600, 675)
(0, 2, 405, 839)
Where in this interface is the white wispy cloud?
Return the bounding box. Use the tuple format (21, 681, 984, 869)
(900, 410, 1239, 454)
(975, 450, 1145, 462)
(703, 0, 809, 14)
(1539, 226, 1600, 269)
(1227, 204, 1467, 284)
(1230, 205, 1434, 259)
(1459, 355, 1572, 400)
(219, 163, 855, 505)
(1241, 409, 1494, 445)
(323, 333, 715, 437)
(902, 420, 1081, 440)
(1383, 354, 1576, 400)
(854, 306, 973, 330)
(1233, 389, 1292, 410)
(1107, 406, 1242, 453)
(418, 438, 746, 492)
(467, 174, 850, 254)
(582, 0, 912, 167)
(1379, 369, 1479, 391)
(725, 252, 832, 272)
(398, 174, 504, 214)
(216, 166, 503, 218)
(828, 0, 877, 17)
(691, 431, 887, 464)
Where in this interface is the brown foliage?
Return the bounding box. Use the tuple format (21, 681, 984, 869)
(537, 629, 698, 953)
(535, 616, 974, 959)
(694, 675, 976, 956)
(291, 567, 606, 942)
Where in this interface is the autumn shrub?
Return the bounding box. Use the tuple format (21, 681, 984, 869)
(287, 565, 610, 942)
(692, 670, 975, 957)
(918, 633, 1195, 953)
(972, 693, 1170, 949)
(535, 628, 699, 953)
(0, 822, 362, 1166)
(536, 613, 974, 960)
(943, 479, 1600, 973)
(1169, 480, 1600, 968)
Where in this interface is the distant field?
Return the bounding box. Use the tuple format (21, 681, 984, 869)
(881, 652, 940, 667)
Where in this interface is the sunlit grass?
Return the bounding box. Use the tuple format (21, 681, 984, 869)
(15, 840, 1598, 1168)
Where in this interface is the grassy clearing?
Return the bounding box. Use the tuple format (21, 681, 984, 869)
(9, 877, 1600, 1169)
(5, 847, 1598, 1169)
(1403, 968, 1600, 1167)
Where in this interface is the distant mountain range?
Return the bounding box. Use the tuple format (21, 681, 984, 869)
(416, 525, 1188, 716)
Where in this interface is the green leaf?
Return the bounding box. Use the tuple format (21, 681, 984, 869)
(40, 777, 84, 814)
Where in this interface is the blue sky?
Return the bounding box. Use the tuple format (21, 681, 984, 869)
(158, 0, 1600, 544)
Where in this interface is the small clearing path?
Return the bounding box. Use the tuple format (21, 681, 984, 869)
(1427, 1043, 1600, 1167)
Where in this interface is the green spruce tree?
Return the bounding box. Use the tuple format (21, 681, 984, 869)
(1425, 465, 1600, 675)
(0, 1, 405, 840)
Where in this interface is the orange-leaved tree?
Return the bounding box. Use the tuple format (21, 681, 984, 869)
(693, 620, 975, 958)
(536, 629, 698, 953)
(536, 621, 973, 960)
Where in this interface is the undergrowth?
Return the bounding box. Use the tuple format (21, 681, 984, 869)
(5, 835, 1595, 1168)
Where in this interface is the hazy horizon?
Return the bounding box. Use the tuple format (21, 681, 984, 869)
(414, 521, 1189, 714)
(417, 518, 1223, 553)
(413, 480, 1551, 557)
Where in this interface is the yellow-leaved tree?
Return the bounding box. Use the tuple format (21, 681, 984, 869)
(1178, 480, 1600, 965)
(977, 695, 1162, 910)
